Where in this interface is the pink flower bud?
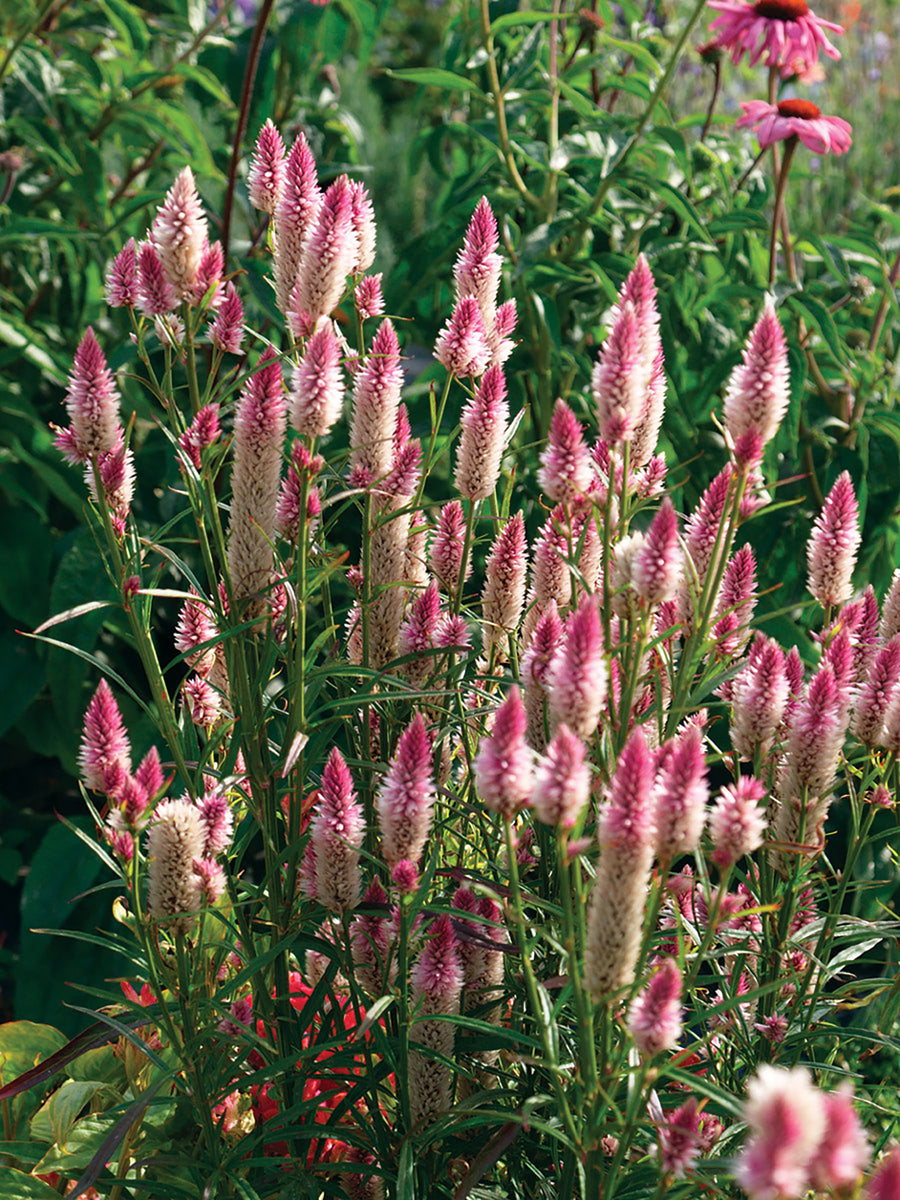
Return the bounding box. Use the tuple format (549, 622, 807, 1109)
(592, 300, 645, 443)
(192, 857, 225, 905)
(531, 723, 590, 829)
(656, 1097, 702, 1179)
(735, 1065, 826, 1200)
(290, 320, 344, 437)
(454, 364, 508, 501)
(723, 301, 790, 451)
(547, 595, 607, 740)
(713, 544, 757, 658)
(680, 466, 732, 622)
(209, 282, 244, 354)
(399, 580, 442, 682)
(311, 747, 363, 912)
(198, 790, 233, 856)
(481, 512, 527, 653)
(628, 956, 683, 1056)
(354, 273, 384, 320)
(55, 328, 122, 466)
(194, 240, 223, 308)
(292, 175, 358, 321)
(136, 241, 177, 316)
(178, 403, 221, 472)
(521, 601, 565, 751)
(632, 497, 681, 606)
(474, 686, 534, 819)
(151, 166, 209, 300)
(454, 196, 502, 328)
(175, 589, 218, 676)
(351, 877, 394, 995)
(807, 471, 861, 609)
(79, 679, 132, 795)
(273, 132, 321, 314)
(655, 725, 708, 862)
(183, 675, 221, 728)
(538, 399, 593, 503)
(708, 775, 767, 867)
(248, 119, 285, 214)
(105, 238, 138, 308)
(135, 746, 164, 802)
(434, 295, 491, 378)
(348, 319, 403, 486)
(376, 713, 435, 865)
(429, 500, 470, 595)
(348, 179, 377, 275)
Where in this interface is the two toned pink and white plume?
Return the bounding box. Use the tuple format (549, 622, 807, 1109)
(349, 319, 404, 487)
(273, 133, 321, 314)
(291, 175, 358, 323)
(290, 320, 344, 437)
(628, 957, 683, 1057)
(455, 365, 509, 501)
(633, 497, 681, 607)
(531, 723, 590, 830)
(376, 713, 435, 866)
(654, 724, 709, 864)
(734, 1065, 826, 1200)
(592, 300, 645, 445)
(807, 471, 861, 609)
(481, 511, 528, 655)
(538, 399, 593, 503)
(474, 686, 534, 819)
(452, 196, 515, 366)
(248, 119, 286, 215)
(723, 302, 789, 458)
(614, 255, 666, 466)
(409, 915, 463, 1127)
(546, 594, 607, 740)
(731, 635, 789, 760)
(151, 167, 209, 300)
(54, 328, 123, 468)
(79, 679, 132, 797)
(310, 747, 364, 913)
(708, 776, 767, 867)
(434, 295, 491, 379)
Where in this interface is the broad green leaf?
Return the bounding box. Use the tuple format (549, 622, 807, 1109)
(31, 1080, 110, 1147)
(0, 1170, 60, 1199)
(32, 1114, 116, 1174)
(0, 1023, 67, 1088)
(385, 67, 485, 97)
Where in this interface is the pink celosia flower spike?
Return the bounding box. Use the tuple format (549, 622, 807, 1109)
(292, 175, 358, 322)
(106, 238, 138, 308)
(654, 724, 709, 863)
(713, 544, 757, 658)
(209, 283, 244, 355)
(531, 723, 590, 830)
(290, 320, 344, 437)
(376, 713, 436, 866)
(55, 328, 122, 466)
(136, 241, 177, 317)
(807, 471, 861, 609)
(350, 876, 394, 995)
(135, 745, 164, 802)
(409, 914, 463, 1127)
(474, 686, 534, 819)
(679, 466, 733, 625)
(273, 132, 322, 314)
(546, 594, 607, 740)
(481, 512, 528, 655)
(194, 240, 223, 308)
(398, 580, 443, 684)
(708, 0, 843, 76)
(151, 166, 209, 300)
(723, 301, 790, 457)
(354, 273, 384, 321)
(454, 196, 502, 329)
(311, 747, 364, 913)
(146, 797, 205, 935)
(175, 589, 218, 677)
(348, 179, 377, 276)
(734, 1064, 826, 1200)
(248, 119, 286, 215)
(592, 300, 645, 444)
(731, 635, 788, 759)
(227, 351, 287, 614)
(429, 500, 470, 596)
(79, 679, 132, 796)
(881, 570, 900, 641)
(628, 957, 683, 1057)
(656, 1096, 702, 1179)
(865, 1146, 900, 1200)
(434, 295, 491, 379)
(538, 399, 593, 503)
(521, 601, 565, 751)
(348, 318, 404, 487)
(633, 497, 681, 607)
(275, 441, 322, 542)
(616, 254, 666, 466)
(708, 775, 767, 867)
(584, 726, 655, 1000)
(178, 403, 221, 471)
(855, 635, 900, 746)
(455, 364, 509, 501)
(809, 1083, 870, 1193)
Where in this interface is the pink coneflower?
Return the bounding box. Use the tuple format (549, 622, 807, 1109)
(209, 283, 244, 355)
(434, 295, 491, 379)
(311, 747, 364, 913)
(481, 512, 528, 653)
(248, 119, 286, 215)
(348, 318, 403, 487)
(290, 320, 344, 437)
(737, 98, 852, 155)
(708, 0, 843, 75)
(474, 686, 534, 819)
(592, 300, 645, 444)
(809, 1084, 870, 1193)
(633, 497, 681, 607)
(807, 471, 861, 609)
(409, 915, 463, 1127)
(151, 167, 209, 300)
(735, 1064, 826, 1200)
(454, 364, 508, 501)
(376, 713, 435, 866)
(178, 403, 221, 472)
(656, 1097, 702, 1179)
(273, 132, 321, 314)
(79, 679, 132, 795)
(429, 500, 470, 596)
(354, 273, 384, 321)
(55, 328, 122, 466)
(106, 239, 138, 308)
(538, 399, 592, 503)
(531, 723, 590, 829)
(628, 957, 683, 1057)
(348, 179, 377, 276)
(655, 725, 709, 863)
(723, 302, 790, 454)
(546, 594, 607, 740)
(292, 175, 358, 322)
(708, 776, 767, 867)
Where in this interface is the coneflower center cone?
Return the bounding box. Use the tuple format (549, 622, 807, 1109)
(777, 98, 822, 119)
(754, 0, 809, 18)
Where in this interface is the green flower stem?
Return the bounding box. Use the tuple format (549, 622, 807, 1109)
(397, 896, 413, 1130)
(174, 935, 218, 1158)
(415, 371, 455, 513)
(768, 135, 798, 289)
(558, 840, 598, 1107)
(454, 497, 480, 617)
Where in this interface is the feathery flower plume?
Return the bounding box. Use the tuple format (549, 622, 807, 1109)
(392, 859, 419, 894)
(731, 635, 788, 759)
(351, 877, 394, 995)
(656, 1097, 702, 1179)
(865, 1147, 900, 1200)
(857, 637, 900, 746)
(481, 512, 528, 654)
(611, 532, 645, 620)
(194, 240, 223, 308)
(311, 747, 364, 913)
(55, 328, 122, 466)
(584, 727, 655, 1000)
(79, 679, 132, 795)
(429, 500, 470, 596)
(178, 403, 221, 471)
(713, 544, 757, 658)
(275, 441, 322, 542)
(89, 430, 135, 536)
(655, 725, 709, 863)
(192, 858, 225, 905)
(615, 255, 665, 465)
(474, 686, 534, 819)
(151, 167, 208, 299)
(348, 319, 403, 487)
(709, 776, 767, 867)
(807, 471, 861, 608)
(248, 119, 286, 214)
(538, 399, 593, 503)
(197, 790, 233, 856)
(521, 601, 565, 751)
(592, 300, 645, 444)
(455, 364, 508, 501)
(531, 723, 590, 829)
(227, 351, 287, 612)
(628, 957, 683, 1057)
(175, 590, 218, 676)
(348, 179, 377, 275)
(367, 508, 412, 668)
(847, 586, 881, 683)
(492, 297, 518, 366)
(881, 570, 900, 640)
(135, 745, 164, 803)
(209, 283, 244, 355)
(434, 295, 491, 379)
(398, 581, 442, 683)
(146, 798, 206, 935)
(546, 594, 607, 740)
(290, 321, 344, 437)
(183, 675, 221, 729)
(723, 302, 789, 455)
(454, 196, 502, 328)
(409, 915, 463, 1127)
(708, 0, 843, 75)
(680, 466, 733, 623)
(292, 175, 358, 322)
(344, 1148, 384, 1200)
(809, 1084, 870, 1193)
(273, 132, 321, 314)
(633, 497, 681, 606)
(734, 1064, 826, 1200)
(106, 238, 138, 308)
(376, 713, 435, 866)
(136, 241, 177, 317)
(522, 518, 570, 643)
(354, 273, 384, 321)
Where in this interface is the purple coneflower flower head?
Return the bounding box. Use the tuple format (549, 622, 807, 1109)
(209, 283, 244, 354)
(633, 497, 681, 607)
(455, 364, 508, 501)
(348, 318, 403, 487)
(348, 179, 377, 275)
(227, 351, 287, 612)
(198, 789, 233, 856)
(429, 500, 470, 596)
(311, 747, 363, 913)
(538, 399, 592, 503)
(474, 686, 534, 819)
(708, 776, 767, 867)
(290, 320, 344, 437)
(731, 635, 788, 759)
(481, 512, 528, 653)
(151, 166, 208, 300)
(354, 273, 384, 321)
(709, 0, 843, 75)
(592, 300, 645, 444)
(807, 471, 861, 609)
(135, 745, 164, 802)
(808, 1084, 870, 1193)
(55, 328, 122, 466)
(738, 97, 852, 154)
(546, 594, 607, 740)
(654, 725, 709, 862)
(409, 914, 463, 1126)
(434, 295, 491, 379)
(273, 132, 321, 314)
(656, 1097, 702, 1179)
(376, 713, 435, 865)
(531, 723, 590, 829)
(146, 797, 206, 935)
(735, 1064, 826, 1200)
(714, 544, 757, 658)
(628, 957, 683, 1057)
(292, 175, 357, 322)
(79, 679, 132, 795)
(175, 589, 218, 677)
(248, 119, 286, 214)
(855, 636, 900, 746)
(866, 1147, 900, 1200)
(106, 238, 138, 308)
(178, 403, 221, 472)
(723, 301, 790, 454)
(136, 241, 177, 316)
